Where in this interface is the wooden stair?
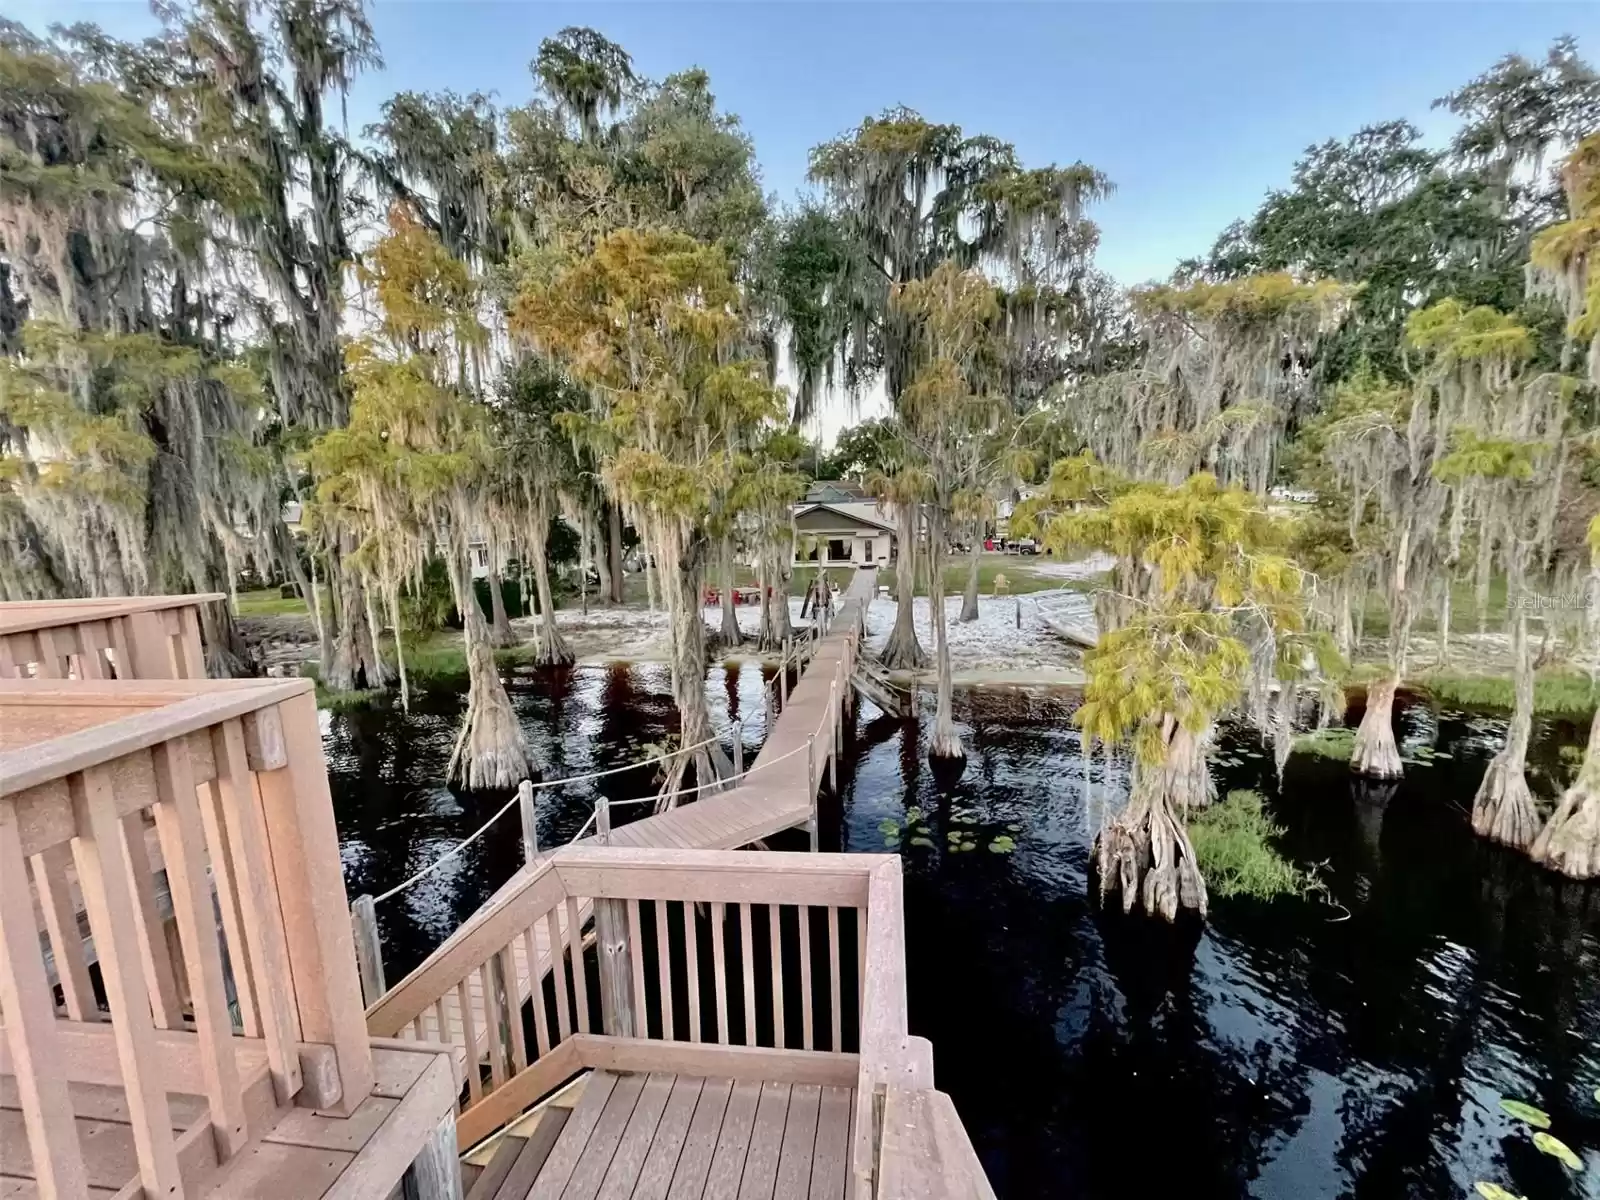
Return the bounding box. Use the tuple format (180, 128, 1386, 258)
(851, 657, 914, 717)
(463, 1107, 570, 1200)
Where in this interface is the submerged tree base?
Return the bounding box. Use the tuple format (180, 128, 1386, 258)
(1532, 710, 1600, 878)
(1096, 738, 1210, 921)
(529, 621, 574, 667)
(879, 608, 929, 671)
(1472, 756, 1541, 850)
(447, 641, 531, 791)
(1350, 677, 1404, 779)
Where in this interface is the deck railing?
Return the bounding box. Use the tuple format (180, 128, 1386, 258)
(0, 593, 222, 680)
(0, 676, 375, 1197)
(366, 846, 990, 1195)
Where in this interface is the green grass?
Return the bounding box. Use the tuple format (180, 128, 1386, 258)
(1356, 574, 1513, 640)
(1414, 669, 1599, 717)
(1292, 726, 1356, 760)
(1189, 790, 1319, 902)
(234, 587, 322, 617)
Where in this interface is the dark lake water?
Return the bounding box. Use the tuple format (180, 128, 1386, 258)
(323, 664, 1600, 1199)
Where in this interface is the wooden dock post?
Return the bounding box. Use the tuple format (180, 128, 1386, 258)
(596, 798, 611, 846)
(518, 779, 538, 865)
(594, 898, 634, 1038)
(828, 680, 838, 791)
(351, 894, 386, 1005)
(807, 734, 819, 851)
(780, 643, 789, 704)
(732, 718, 744, 777)
(402, 1110, 464, 1200)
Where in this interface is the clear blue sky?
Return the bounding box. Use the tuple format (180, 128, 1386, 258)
(19, 2, 1600, 283)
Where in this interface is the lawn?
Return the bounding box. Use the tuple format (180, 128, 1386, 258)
(234, 587, 322, 617)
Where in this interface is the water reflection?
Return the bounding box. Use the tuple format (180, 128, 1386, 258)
(322, 668, 1600, 1197)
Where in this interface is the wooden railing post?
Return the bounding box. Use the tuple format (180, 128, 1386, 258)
(519, 780, 538, 864)
(829, 680, 839, 791)
(732, 718, 744, 777)
(351, 894, 386, 1005)
(596, 797, 611, 845)
(595, 896, 635, 1038)
(780, 642, 789, 704)
(253, 690, 375, 1113)
(807, 733, 819, 852)
(402, 1110, 464, 1200)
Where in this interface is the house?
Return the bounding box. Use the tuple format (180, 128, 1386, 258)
(803, 479, 869, 504)
(792, 497, 898, 568)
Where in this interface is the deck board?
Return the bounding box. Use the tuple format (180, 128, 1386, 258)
(522, 1074, 850, 1200)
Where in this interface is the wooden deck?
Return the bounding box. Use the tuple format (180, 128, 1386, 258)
(400, 571, 877, 1061)
(491, 1070, 853, 1200)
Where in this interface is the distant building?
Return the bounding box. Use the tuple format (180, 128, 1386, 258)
(792, 498, 897, 568)
(803, 480, 869, 505)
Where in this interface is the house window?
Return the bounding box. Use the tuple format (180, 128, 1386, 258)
(862, 539, 873, 562)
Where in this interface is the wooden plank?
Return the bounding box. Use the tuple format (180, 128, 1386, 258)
(566, 896, 591, 1037)
(31, 842, 99, 1023)
(197, 775, 260, 1038)
(736, 1081, 790, 1200)
(0, 803, 90, 1200)
(559, 1070, 643, 1200)
(461, 1131, 523, 1200)
(118, 806, 184, 1029)
(523, 928, 551, 1057)
(808, 1087, 851, 1200)
(479, 962, 506, 1091)
(524, 1069, 616, 1200)
(663, 1077, 730, 1200)
(654, 900, 673, 1041)
(799, 908, 813, 1052)
(501, 947, 528, 1074)
(486, 1108, 568, 1200)
(262, 1095, 399, 1151)
(739, 904, 757, 1049)
(683, 901, 701, 1044)
(769, 906, 785, 1051)
(630, 1076, 702, 1200)
(626, 899, 648, 1043)
(546, 907, 572, 1043)
(551, 850, 870, 909)
(69, 765, 183, 1198)
(456, 979, 481, 1106)
(711, 902, 730, 1047)
(701, 1080, 760, 1200)
(211, 720, 303, 1104)
(319, 1051, 457, 1200)
(774, 1083, 820, 1200)
(455, 1037, 581, 1153)
(595, 1072, 673, 1200)
(828, 908, 842, 1055)
(151, 736, 248, 1161)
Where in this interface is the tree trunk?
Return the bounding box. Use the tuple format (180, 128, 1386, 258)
(1095, 717, 1209, 920)
(719, 535, 742, 647)
(444, 543, 531, 791)
(655, 529, 731, 809)
(325, 545, 391, 693)
(926, 512, 963, 763)
(757, 544, 792, 651)
(958, 535, 981, 623)
(486, 566, 519, 648)
(1471, 608, 1540, 851)
(880, 502, 927, 670)
(1531, 708, 1600, 879)
(1335, 584, 1353, 662)
(1436, 580, 1451, 669)
(527, 531, 573, 667)
(607, 501, 625, 605)
(1350, 675, 1404, 779)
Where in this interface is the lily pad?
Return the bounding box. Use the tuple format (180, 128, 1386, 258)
(910, 837, 937, 849)
(878, 818, 901, 836)
(961, 841, 978, 852)
(905, 806, 924, 822)
(1533, 1131, 1583, 1171)
(1006, 823, 1023, 832)
(1474, 1183, 1524, 1200)
(1498, 1099, 1551, 1129)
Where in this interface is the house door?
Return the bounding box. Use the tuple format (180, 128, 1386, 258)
(827, 538, 848, 562)
(862, 539, 873, 562)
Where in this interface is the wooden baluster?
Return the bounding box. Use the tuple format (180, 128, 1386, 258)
(711, 901, 730, 1045)
(829, 681, 839, 790)
(196, 774, 260, 1037)
(251, 694, 373, 1112)
(152, 738, 248, 1161)
(798, 905, 814, 1051)
(519, 780, 539, 865)
(350, 893, 386, 1005)
(411, 1017, 424, 1041)
(456, 978, 481, 1104)
(126, 611, 175, 678)
(74, 623, 105, 680)
(31, 843, 98, 1022)
(211, 721, 302, 1103)
(480, 960, 506, 1090)
(107, 615, 134, 680)
(807, 735, 819, 852)
(545, 907, 573, 1042)
(0, 632, 18, 678)
(175, 605, 206, 677)
(739, 903, 757, 1046)
(70, 765, 184, 1196)
(501, 946, 528, 1072)
(121, 810, 184, 1028)
(683, 900, 701, 1043)
(654, 900, 673, 1041)
(829, 906, 843, 1054)
(1, 811, 90, 1200)
(626, 898, 648, 1038)
(433, 998, 451, 1053)
(523, 927, 551, 1056)
(565, 896, 591, 1035)
(32, 627, 61, 679)
(769, 905, 785, 1050)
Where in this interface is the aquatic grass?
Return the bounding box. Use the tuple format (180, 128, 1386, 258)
(1414, 669, 1598, 717)
(1291, 727, 1355, 760)
(1189, 790, 1318, 902)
